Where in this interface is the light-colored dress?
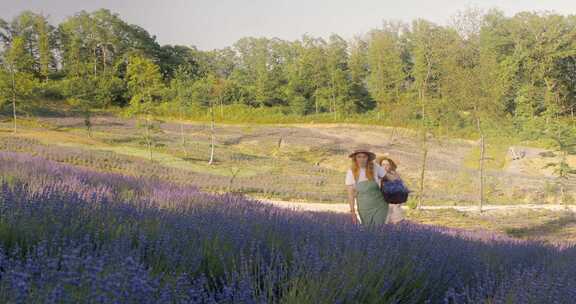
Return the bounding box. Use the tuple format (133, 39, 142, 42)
(345, 164, 389, 226)
(386, 204, 404, 224)
(382, 171, 405, 224)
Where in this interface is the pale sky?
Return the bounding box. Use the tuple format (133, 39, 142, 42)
(1, 0, 575, 50)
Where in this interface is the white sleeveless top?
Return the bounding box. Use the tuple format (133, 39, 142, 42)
(345, 164, 387, 188)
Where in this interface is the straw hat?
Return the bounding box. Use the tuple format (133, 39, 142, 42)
(348, 149, 376, 161)
(375, 155, 389, 165)
(376, 154, 398, 171)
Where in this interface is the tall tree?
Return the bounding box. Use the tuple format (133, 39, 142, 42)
(233, 37, 284, 106)
(410, 19, 446, 209)
(170, 66, 194, 155)
(502, 12, 576, 131)
(324, 34, 352, 118)
(1, 36, 35, 133)
(126, 55, 165, 161)
(187, 74, 220, 164)
(35, 14, 53, 81)
(348, 36, 373, 112)
(448, 8, 493, 211)
(367, 23, 406, 119)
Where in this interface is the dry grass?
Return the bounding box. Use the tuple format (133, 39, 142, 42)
(407, 208, 576, 243)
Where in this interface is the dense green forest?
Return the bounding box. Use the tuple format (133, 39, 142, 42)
(0, 8, 575, 139)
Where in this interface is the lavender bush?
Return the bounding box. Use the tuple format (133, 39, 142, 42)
(0, 151, 575, 303)
(0, 137, 345, 202)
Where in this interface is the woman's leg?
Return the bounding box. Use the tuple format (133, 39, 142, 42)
(386, 204, 404, 224)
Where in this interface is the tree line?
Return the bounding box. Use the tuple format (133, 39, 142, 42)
(0, 8, 575, 134)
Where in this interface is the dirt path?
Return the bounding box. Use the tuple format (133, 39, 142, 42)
(260, 199, 576, 213)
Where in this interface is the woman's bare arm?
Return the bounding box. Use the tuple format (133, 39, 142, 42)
(347, 185, 357, 223)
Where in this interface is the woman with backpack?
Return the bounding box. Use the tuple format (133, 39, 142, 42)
(376, 156, 407, 224)
(345, 149, 389, 226)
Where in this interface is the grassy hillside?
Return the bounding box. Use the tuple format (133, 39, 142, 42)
(1, 104, 574, 207)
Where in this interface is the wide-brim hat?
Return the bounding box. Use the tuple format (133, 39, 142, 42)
(348, 149, 376, 161)
(376, 154, 398, 170)
(375, 155, 389, 165)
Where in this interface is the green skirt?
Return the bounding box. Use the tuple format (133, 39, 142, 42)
(356, 180, 389, 226)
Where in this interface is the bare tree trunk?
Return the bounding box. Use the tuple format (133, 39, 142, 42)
(99, 45, 105, 73)
(330, 73, 337, 120)
(208, 102, 215, 165)
(84, 110, 93, 138)
(102, 44, 109, 73)
(180, 120, 187, 157)
(315, 78, 322, 115)
(179, 106, 188, 156)
(228, 168, 241, 191)
(560, 149, 568, 210)
(93, 47, 98, 76)
(561, 183, 566, 210)
(145, 116, 153, 162)
(11, 68, 17, 134)
(417, 113, 426, 209)
(417, 86, 428, 209)
(389, 127, 397, 143)
(417, 146, 428, 210)
(416, 55, 433, 210)
(219, 96, 224, 119)
(477, 117, 485, 212)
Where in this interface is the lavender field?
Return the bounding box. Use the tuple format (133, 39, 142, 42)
(0, 151, 575, 303)
(2, 1, 576, 302)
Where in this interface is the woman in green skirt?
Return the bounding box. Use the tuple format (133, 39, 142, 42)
(345, 149, 389, 226)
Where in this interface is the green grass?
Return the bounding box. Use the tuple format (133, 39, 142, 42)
(25, 128, 271, 178)
(463, 138, 512, 170)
